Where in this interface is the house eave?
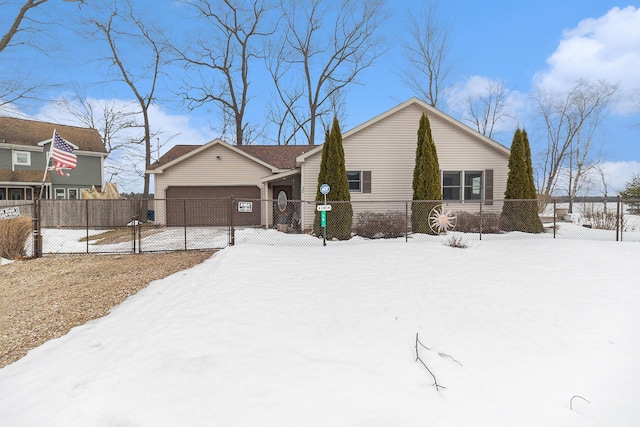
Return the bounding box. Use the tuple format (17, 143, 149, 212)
(260, 168, 301, 183)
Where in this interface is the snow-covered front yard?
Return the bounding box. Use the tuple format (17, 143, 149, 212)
(1, 237, 639, 426)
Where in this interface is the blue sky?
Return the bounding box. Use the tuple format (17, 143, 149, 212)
(1, 0, 639, 193)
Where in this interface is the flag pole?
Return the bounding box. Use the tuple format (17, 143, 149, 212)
(39, 128, 56, 199)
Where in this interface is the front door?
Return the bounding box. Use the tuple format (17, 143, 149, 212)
(272, 185, 293, 228)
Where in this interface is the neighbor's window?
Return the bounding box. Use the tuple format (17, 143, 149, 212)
(0, 189, 4, 200)
(14, 151, 30, 166)
(10, 189, 22, 200)
(442, 171, 461, 201)
(347, 171, 361, 192)
(55, 188, 66, 199)
(464, 171, 483, 201)
(68, 188, 78, 199)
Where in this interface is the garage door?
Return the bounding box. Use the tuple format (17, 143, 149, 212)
(165, 186, 261, 226)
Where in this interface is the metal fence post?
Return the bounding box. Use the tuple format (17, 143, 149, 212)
(229, 196, 235, 246)
(479, 199, 483, 241)
(405, 201, 409, 242)
(32, 199, 42, 258)
(183, 199, 187, 250)
(86, 199, 90, 253)
(553, 199, 557, 239)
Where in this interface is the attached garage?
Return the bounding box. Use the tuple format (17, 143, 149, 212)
(165, 185, 261, 226)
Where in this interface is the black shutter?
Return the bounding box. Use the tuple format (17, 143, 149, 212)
(484, 169, 493, 205)
(363, 171, 371, 193)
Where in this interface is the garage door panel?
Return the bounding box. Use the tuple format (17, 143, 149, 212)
(166, 186, 261, 226)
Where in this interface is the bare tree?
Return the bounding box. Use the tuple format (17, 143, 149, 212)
(55, 94, 142, 183)
(533, 78, 618, 204)
(399, 1, 453, 109)
(1, 0, 49, 54)
(1, 0, 83, 109)
(267, 0, 386, 145)
(0, 73, 47, 110)
(90, 0, 165, 197)
(176, 0, 275, 146)
(461, 79, 511, 139)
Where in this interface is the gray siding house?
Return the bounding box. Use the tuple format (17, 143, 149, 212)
(147, 98, 511, 229)
(0, 117, 107, 202)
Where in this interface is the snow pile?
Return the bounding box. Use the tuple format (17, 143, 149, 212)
(1, 239, 639, 426)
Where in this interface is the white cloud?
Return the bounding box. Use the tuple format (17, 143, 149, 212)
(566, 160, 640, 196)
(534, 6, 640, 114)
(599, 160, 640, 194)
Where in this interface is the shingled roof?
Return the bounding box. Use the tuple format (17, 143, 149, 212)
(148, 142, 318, 171)
(0, 169, 51, 183)
(238, 144, 317, 169)
(0, 116, 106, 153)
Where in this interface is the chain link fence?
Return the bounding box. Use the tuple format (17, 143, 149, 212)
(2, 197, 638, 258)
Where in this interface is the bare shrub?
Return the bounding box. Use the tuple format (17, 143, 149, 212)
(583, 211, 625, 231)
(455, 211, 502, 234)
(445, 233, 467, 248)
(0, 216, 32, 259)
(354, 211, 407, 239)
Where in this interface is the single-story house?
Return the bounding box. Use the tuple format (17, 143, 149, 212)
(146, 97, 511, 230)
(0, 117, 107, 201)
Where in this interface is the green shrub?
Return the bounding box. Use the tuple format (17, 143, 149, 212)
(0, 216, 32, 259)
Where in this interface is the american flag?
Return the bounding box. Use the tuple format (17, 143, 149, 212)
(49, 132, 77, 176)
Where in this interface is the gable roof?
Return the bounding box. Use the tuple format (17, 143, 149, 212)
(0, 116, 106, 153)
(147, 139, 318, 172)
(296, 97, 511, 163)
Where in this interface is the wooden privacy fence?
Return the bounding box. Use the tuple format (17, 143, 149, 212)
(34, 199, 153, 228)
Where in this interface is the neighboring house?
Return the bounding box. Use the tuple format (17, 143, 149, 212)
(0, 117, 107, 202)
(147, 98, 511, 230)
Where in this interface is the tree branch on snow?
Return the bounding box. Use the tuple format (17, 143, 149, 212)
(415, 332, 448, 391)
(416, 332, 463, 367)
(570, 395, 590, 410)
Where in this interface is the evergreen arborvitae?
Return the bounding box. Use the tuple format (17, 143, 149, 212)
(620, 173, 640, 213)
(412, 113, 442, 234)
(313, 116, 353, 240)
(501, 128, 543, 233)
(522, 129, 537, 200)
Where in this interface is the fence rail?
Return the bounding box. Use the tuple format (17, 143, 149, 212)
(1, 197, 638, 258)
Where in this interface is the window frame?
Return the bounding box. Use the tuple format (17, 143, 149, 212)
(346, 170, 362, 192)
(10, 189, 22, 200)
(55, 188, 66, 199)
(67, 188, 79, 199)
(13, 151, 31, 166)
(442, 171, 462, 201)
(442, 170, 484, 202)
(463, 171, 483, 201)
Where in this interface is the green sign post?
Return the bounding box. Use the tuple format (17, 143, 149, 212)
(318, 183, 331, 246)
